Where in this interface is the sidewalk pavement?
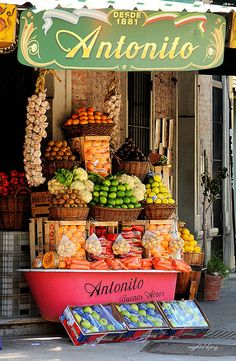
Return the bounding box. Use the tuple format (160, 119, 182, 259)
(1, 273, 236, 361)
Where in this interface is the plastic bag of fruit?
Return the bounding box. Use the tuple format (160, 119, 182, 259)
(112, 234, 131, 255)
(85, 233, 102, 256)
(152, 257, 174, 271)
(168, 219, 184, 259)
(172, 259, 192, 273)
(56, 224, 86, 261)
(105, 258, 128, 270)
(142, 230, 162, 255)
(120, 256, 142, 270)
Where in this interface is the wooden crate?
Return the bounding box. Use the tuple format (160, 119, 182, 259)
(153, 165, 173, 193)
(31, 191, 51, 217)
(29, 217, 49, 263)
(29, 218, 87, 263)
(153, 118, 174, 163)
(87, 221, 118, 236)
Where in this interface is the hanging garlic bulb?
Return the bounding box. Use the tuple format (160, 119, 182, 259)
(23, 70, 54, 187)
(103, 76, 121, 152)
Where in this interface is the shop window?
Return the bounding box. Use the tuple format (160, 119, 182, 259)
(128, 72, 151, 155)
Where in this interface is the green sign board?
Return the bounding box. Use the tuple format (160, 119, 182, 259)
(18, 9, 226, 71)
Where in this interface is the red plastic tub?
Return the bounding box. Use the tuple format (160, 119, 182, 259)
(23, 269, 177, 322)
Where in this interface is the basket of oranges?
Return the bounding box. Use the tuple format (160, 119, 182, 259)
(63, 107, 114, 138)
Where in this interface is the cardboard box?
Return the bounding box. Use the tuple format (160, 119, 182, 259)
(158, 300, 210, 339)
(60, 304, 126, 347)
(114, 302, 169, 342)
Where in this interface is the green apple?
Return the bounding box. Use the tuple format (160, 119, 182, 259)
(154, 320, 162, 327)
(99, 318, 108, 326)
(147, 303, 155, 309)
(138, 310, 146, 317)
(89, 326, 99, 333)
(138, 321, 149, 327)
(92, 312, 100, 320)
(107, 324, 116, 331)
(81, 320, 91, 329)
(130, 316, 139, 323)
(130, 304, 139, 312)
(121, 311, 131, 318)
(74, 313, 82, 323)
(116, 305, 121, 312)
(83, 306, 93, 314)
(147, 315, 155, 322)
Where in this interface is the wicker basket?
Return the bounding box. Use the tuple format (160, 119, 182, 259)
(144, 204, 176, 220)
(42, 160, 81, 180)
(116, 160, 150, 181)
(49, 207, 89, 221)
(176, 270, 202, 294)
(89, 205, 142, 222)
(184, 252, 204, 266)
(0, 188, 31, 230)
(63, 123, 114, 138)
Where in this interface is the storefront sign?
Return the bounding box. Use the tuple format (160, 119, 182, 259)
(25, 270, 177, 321)
(18, 9, 226, 71)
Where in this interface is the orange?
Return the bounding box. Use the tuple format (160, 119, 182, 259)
(94, 115, 101, 120)
(88, 116, 95, 120)
(95, 111, 102, 116)
(79, 111, 88, 117)
(72, 114, 79, 119)
(77, 107, 86, 112)
(88, 120, 95, 124)
(59, 260, 67, 269)
(80, 120, 88, 125)
(163, 233, 171, 242)
(161, 240, 169, 249)
(79, 116, 88, 120)
(87, 107, 95, 112)
(95, 120, 102, 124)
(107, 119, 113, 124)
(65, 118, 73, 126)
(72, 119, 80, 125)
(87, 111, 94, 116)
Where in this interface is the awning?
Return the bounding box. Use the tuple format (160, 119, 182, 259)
(3, 0, 236, 13)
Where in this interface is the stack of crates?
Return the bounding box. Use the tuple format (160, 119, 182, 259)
(0, 232, 38, 318)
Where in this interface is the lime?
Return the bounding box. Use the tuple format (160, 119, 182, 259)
(124, 183, 131, 190)
(102, 180, 111, 187)
(100, 196, 107, 205)
(90, 201, 96, 206)
(115, 198, 123, 205)
(108, 192, 116, 199)
(145, 184, 151, 189)
(98, 203, 104, 207)
(111, 180, 119, 186)
(152, 182, 159, 188)
(128, 204, 134, 209)
(117, 190, 125, 198)
(108, 199, 116, 206)
(130, 196, 137, 204)
(100, 191, 108, 197)
(147, 198, 153, 204)
(121, 204, 128, 209)
(109, 186, 117, 192)
(152, 187, 159, 194)
(117, 184, 126, 191)
(149, 192, 156, 197)
(107, 204, 114, 208)
(134, 203, 141, 208)
(149, 178, 154, 184)
(93, 191, 100, 198)
(125, 190, 133, 197)
(115, 205, 121, 208)
(100, 185, 109, 192)
(123, 197, 131, 204)
(93, 197, 99, 204)
(94, 185, 100, 191)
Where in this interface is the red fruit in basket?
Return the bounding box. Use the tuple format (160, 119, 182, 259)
(10, 170, 18, 177)
(10, 177, 19, 185)
(18, 172, 25, 178)
(106, 234, 117, 242)
(0, 172, 8, 179)
(2, 179, 10, 187)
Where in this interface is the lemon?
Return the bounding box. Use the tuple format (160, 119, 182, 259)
(188, 234, 194, 241)
(158, 194, 164, 200)
(194, 246, 201, 253)
(181, 234, 189, 242)
(182, 228, 190, 235)
(152, 187, 159, 194)
(189, 246, 195, 252)
(153, 175, 161, 182)
(149, 192, 156, 197)
(184, 246, 190, 252)
(162, 199, 169, 204)
(152, 181, 159, 188)
(169, 198, 175, 204)
(147, 198, 154, 204)
(154, 198, 162, 204)
(146, 188, 152, 195)
(189, 240, 195, 247)
(146, 184, 151, 189)
(193, 240, 197, 246)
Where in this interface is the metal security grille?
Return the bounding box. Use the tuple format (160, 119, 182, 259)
(128, 72, 151, 155)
